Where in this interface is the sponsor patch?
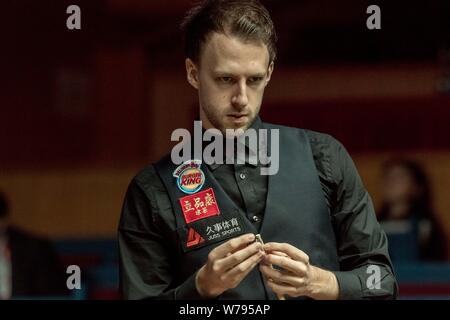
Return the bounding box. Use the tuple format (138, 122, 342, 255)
(178, 213, 246, 252)
(173, 159, 205, 194)
(179, 188, 220, 224)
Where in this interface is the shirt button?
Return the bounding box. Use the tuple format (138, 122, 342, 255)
(252, 215, 260, 222)
(239, 173, 246, 180)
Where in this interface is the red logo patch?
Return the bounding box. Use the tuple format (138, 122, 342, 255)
(179, 188, 220, 224)
(186, 228, 205, 248)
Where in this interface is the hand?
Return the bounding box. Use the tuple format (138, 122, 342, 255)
(195, 233, 265, 298)
(259, 242, 339, 300)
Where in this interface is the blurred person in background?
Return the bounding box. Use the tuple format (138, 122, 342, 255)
(378, 158, 447, 261)
(0, 192, 68, 299)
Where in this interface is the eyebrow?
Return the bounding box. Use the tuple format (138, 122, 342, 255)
(213, 71, 267, 78)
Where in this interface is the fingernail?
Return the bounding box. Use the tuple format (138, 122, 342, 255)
(248, 234, 255, 241)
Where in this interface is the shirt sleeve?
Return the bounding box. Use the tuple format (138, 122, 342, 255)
(312, 133, 398, 299)
(118, 176, 208, 300)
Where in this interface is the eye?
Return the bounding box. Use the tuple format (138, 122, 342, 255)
(217, 77, 233, 84)
(248, 77, 264, 85)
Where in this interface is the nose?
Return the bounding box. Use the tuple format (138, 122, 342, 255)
(231, 80, 248, 110)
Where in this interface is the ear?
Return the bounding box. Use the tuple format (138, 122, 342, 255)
(185, 58, 199, 89)
(264, 61, 275, 87)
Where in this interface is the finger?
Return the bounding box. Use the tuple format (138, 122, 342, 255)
(217, 241, 263, 271)
(259, 251, 286, 266)
(264, 253, 308, 276)
(225, 251, 265, 291)
(266, 279, 302, 298)
(226, 250, 265, 279)
(264, 243, 309, 264)
(271, 250, 289, 257)
(210, 233, 255, 260)
(259, 264, 306, 288)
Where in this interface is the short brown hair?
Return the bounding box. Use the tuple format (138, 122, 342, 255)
(181, 0, 277, 64)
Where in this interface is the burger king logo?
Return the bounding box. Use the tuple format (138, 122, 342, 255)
(173, 160, 205, 194)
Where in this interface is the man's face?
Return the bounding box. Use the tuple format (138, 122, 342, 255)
(382, 166, 421, 204)
(186, 32, 274, 133)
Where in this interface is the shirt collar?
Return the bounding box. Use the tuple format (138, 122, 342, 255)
(206, 116, 264, 171)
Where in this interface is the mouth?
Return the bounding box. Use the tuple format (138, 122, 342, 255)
(227, 114, 249, 124)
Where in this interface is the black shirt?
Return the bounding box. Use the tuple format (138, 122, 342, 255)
(118, 118, 397, 300)
(206, 118, 268, 231)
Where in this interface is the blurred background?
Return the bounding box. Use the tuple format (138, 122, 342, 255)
(1, 0, 449, 299)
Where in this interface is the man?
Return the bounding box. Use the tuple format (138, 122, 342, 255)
(118, 0, 397, 300)
(0, 192, 68, 299)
